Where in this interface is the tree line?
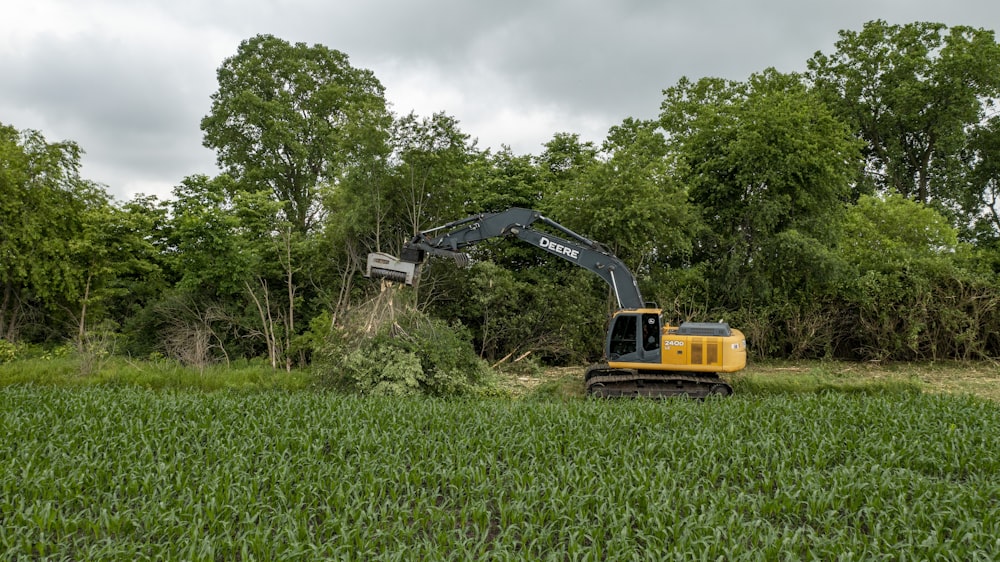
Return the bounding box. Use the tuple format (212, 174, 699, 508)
(3, 21, 1000, 375)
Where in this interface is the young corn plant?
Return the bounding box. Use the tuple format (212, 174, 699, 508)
(0, 387, 998, 559)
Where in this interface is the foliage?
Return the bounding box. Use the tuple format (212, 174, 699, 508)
(839, 192, 959, 272)
(460, 262, 606, 365)
(470, 147, 548, 213)
(2, 387, 999, 559)
(389, 111, 476, 231)
(827, 195, 1000, 361)
(11, 22, 1000, 370)
(319, 110, 482, 327)
(314, 289, 496, 396)
(547, 119, 701, 274)
(157, 175, 297, 367)
(965, 115, 1000, 240)
(660, 69, 863, 307)
(807, 20, 1000, 226)
(0, 340, 19, 363)
(0, 123, 138, 344)
(336, 341, 423, 395)
(201, 34, 391, 234)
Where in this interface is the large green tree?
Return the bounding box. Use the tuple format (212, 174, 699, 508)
(660, 69, 862, 307)
(807, 21, 1000, 212)
(469, 147, 546, 213)
(201, 34, 391, 234)
(966, 116, 1000, 242)
(0, 123, 118, 342)
(388, 111, 476, 236)
(536, 132, 599, 188)
(546, 119, 700, 283)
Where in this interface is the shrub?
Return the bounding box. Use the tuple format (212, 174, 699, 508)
(338, 341, 423, 396)
(0, 340, 17, 363)
(315, 288, 497, 396)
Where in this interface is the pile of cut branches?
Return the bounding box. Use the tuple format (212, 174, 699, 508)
(315, 282, 497, 396)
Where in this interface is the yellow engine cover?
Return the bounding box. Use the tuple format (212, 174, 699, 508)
(610, 327, 747, 374)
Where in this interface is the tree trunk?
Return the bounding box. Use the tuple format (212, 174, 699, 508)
(0, 282, 12, 340)
(77, 273, 92, 350)
(283, 228, 295, 372)
(246, 279, 278, 369)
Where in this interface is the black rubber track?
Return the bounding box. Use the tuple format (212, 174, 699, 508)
(584, 364, 733, 398)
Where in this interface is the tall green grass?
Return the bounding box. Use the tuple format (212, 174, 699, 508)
(731, 370, 923, 396)
(1, 386, 997, 560)
(0, 356, 311, 392)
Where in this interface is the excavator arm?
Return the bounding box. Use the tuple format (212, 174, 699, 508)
(366, 208, 645, 310)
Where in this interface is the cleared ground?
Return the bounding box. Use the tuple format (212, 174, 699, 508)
(507, 360, 1000, 401)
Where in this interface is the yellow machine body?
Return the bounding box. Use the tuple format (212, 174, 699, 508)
(608, 325, 747, 373)
(603, 309, 747, 374)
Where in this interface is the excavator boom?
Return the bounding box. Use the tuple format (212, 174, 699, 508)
(368, 208, 645, 309)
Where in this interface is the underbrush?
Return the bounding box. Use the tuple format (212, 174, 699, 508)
(310, 287, 501, 397)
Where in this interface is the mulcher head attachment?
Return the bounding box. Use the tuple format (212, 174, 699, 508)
(365, 248, 471, 285)
(365, 252, 419, 285)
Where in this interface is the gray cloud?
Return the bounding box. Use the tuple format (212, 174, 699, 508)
(2, 0, 999, 201)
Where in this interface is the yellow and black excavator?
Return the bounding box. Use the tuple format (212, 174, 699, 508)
(365, 208, 746, 397)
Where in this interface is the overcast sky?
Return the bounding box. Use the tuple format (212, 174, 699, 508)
(4, 0, 1000, 202)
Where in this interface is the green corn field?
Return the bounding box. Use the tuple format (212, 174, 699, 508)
(1, 386, 998, 560)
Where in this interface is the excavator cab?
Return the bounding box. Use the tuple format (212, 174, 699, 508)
(607, 310, 662, 363)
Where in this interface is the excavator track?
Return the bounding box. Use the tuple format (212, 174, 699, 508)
(585, 364, 733, 398)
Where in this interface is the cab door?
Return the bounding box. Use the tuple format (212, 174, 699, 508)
(639, 313, 661, 364)
(606, 313, 660, 364)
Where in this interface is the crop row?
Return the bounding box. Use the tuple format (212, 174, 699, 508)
(1, 386, 998, 560)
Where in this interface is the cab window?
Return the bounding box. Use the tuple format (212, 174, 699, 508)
(609, 315, 637, 357)
(642, 313, 660, 352)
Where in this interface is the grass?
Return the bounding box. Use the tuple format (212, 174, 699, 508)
(5, 353, 998, 402)
(0, 355, 312, 392)
(2, 352, 998, 403)
(738, 359, 1000, 401)
(509, 360, 1000, 402)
